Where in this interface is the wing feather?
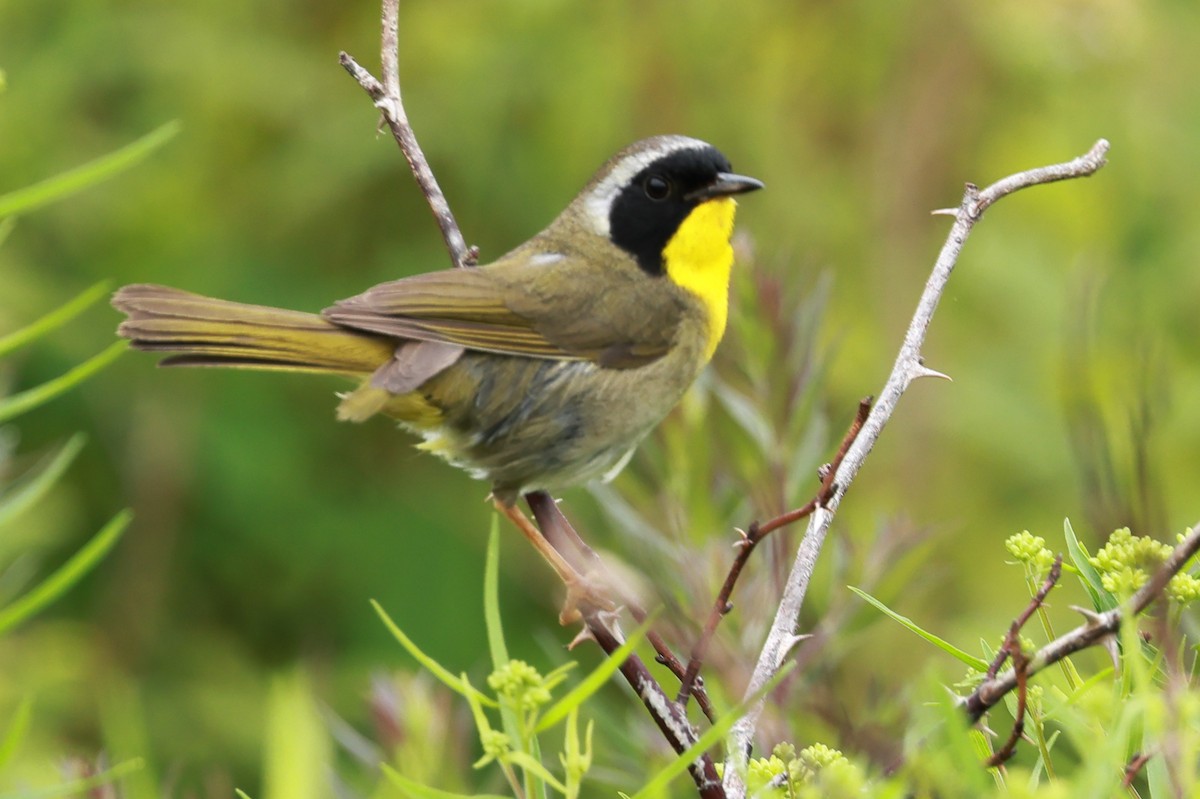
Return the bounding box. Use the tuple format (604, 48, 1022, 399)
(322, 251, 681, 368)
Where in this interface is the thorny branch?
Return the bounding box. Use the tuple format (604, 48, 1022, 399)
(985, 556, 1063, 680)
(984, 556, 1061, 766)
(963, 520, 1200, 724)
(723, 139, 1109, 798)
(676, 397, 872, 708)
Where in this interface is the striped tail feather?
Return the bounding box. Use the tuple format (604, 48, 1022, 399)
(113, 284, 396, 376)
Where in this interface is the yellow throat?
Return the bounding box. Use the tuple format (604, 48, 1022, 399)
(662, 197, 738, 362)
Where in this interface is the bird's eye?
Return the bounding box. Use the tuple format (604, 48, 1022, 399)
(643, 174, 672, 201)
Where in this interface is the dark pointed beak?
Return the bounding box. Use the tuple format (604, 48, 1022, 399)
(686, 172, 765, 202)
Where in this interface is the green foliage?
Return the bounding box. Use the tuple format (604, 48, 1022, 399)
(1090, 527, 1200, 603)
(0, 758, 145, 799)
(0, 508, 130, 636)
(375, 522, 607, 799)
(0, 121, 180, 220)
(854, 522, 1200, 796)
(0, 113, 166, 799)
(743, 742, 867, 799)
(5, 2, 1200, 797)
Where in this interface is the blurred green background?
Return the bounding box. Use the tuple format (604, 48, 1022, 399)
(2, 0, 1199, 794)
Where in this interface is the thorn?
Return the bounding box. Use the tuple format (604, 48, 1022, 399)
(1099, 632, 1121, 671)
(566, 626, 596, 650)
(779, 633, 812, 659)
(913, 364, 953, 382)
(1070, 605, 1106, 627)
(721, 601, 734, 615)
(930, 207, 958, 217)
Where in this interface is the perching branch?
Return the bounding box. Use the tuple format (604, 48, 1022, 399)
(963, 520, 1200, 723)
(340, 3, 722, 796)
(722, 139, 1110, 797)
(339, 2, 474, 270)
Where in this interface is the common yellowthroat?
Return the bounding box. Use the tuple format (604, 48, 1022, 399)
(113, 136, 762, 504)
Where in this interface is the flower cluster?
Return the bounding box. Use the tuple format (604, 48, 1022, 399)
(743, 742, 866, 798)
(1005, 531, 1058, 577)
(1091, 528, 1200, 603)
(487, 659, 553, 711)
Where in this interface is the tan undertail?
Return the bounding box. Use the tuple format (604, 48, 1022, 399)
(113, 284, 396, 376)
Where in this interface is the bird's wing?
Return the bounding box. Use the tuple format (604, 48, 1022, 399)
(322, 253, 681, 369)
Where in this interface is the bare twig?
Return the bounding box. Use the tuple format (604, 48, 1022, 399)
(676, 397, 871, 708)
(723, 140, 1110, 797)
(1123, 751, 1153, 789)
(963, 520, 1200, 723)
(981, 561, 1063, 767)
(581, 606, 725, 799)
(985, 640, 1029, 767)
(986, 556, 1063, 680)
(339, 1, 473, 269)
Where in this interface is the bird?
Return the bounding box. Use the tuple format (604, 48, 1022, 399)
(113, 135, 762, 507)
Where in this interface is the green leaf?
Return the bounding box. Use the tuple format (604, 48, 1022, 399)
(0, 340, 127, 423)
(371, 600, 497, 707)
(629, 661, 795, 799)
(262, 669, 327, 799)
(849, 586, 989, 671)
(0, 217, 15, 250)
(481, 516, 543, 799)
(483, 515, 509, 670)
(535, 613, 655, 733)
(0, 433, 86, 527)
(235, 791, 253, 799)
(0, 281, 112, 358)
(0, 757, 143, 799)
(0, 508, 131, 636)
(505, 751, 567, 794)
(381, 764, 510, 799)
(0, 121, 181, 219)
(1063, 518, 1118, 613)
(0, 695, 33, 771)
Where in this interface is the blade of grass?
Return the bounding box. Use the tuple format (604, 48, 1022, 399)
(483, 515, 509, 669)
(0, 281, 112, 358)
(0, 757, 143, 799)
(0, 121, 181, 219)
(482, 516, 544, 799)
(0, 695, 33, 771)
(0, 508, 131, 636)
(0, 341, 127, 423)
(849, 586, 989, 671)
(629, 661, 795, 799)
(262, 669, 327, 799)
(1063, 518, 1117, 613)
(382, 764, 510, 799)
(0, 433, 86, 527)
(370, 600, 497, 707)
(535, 613, 655, 733)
